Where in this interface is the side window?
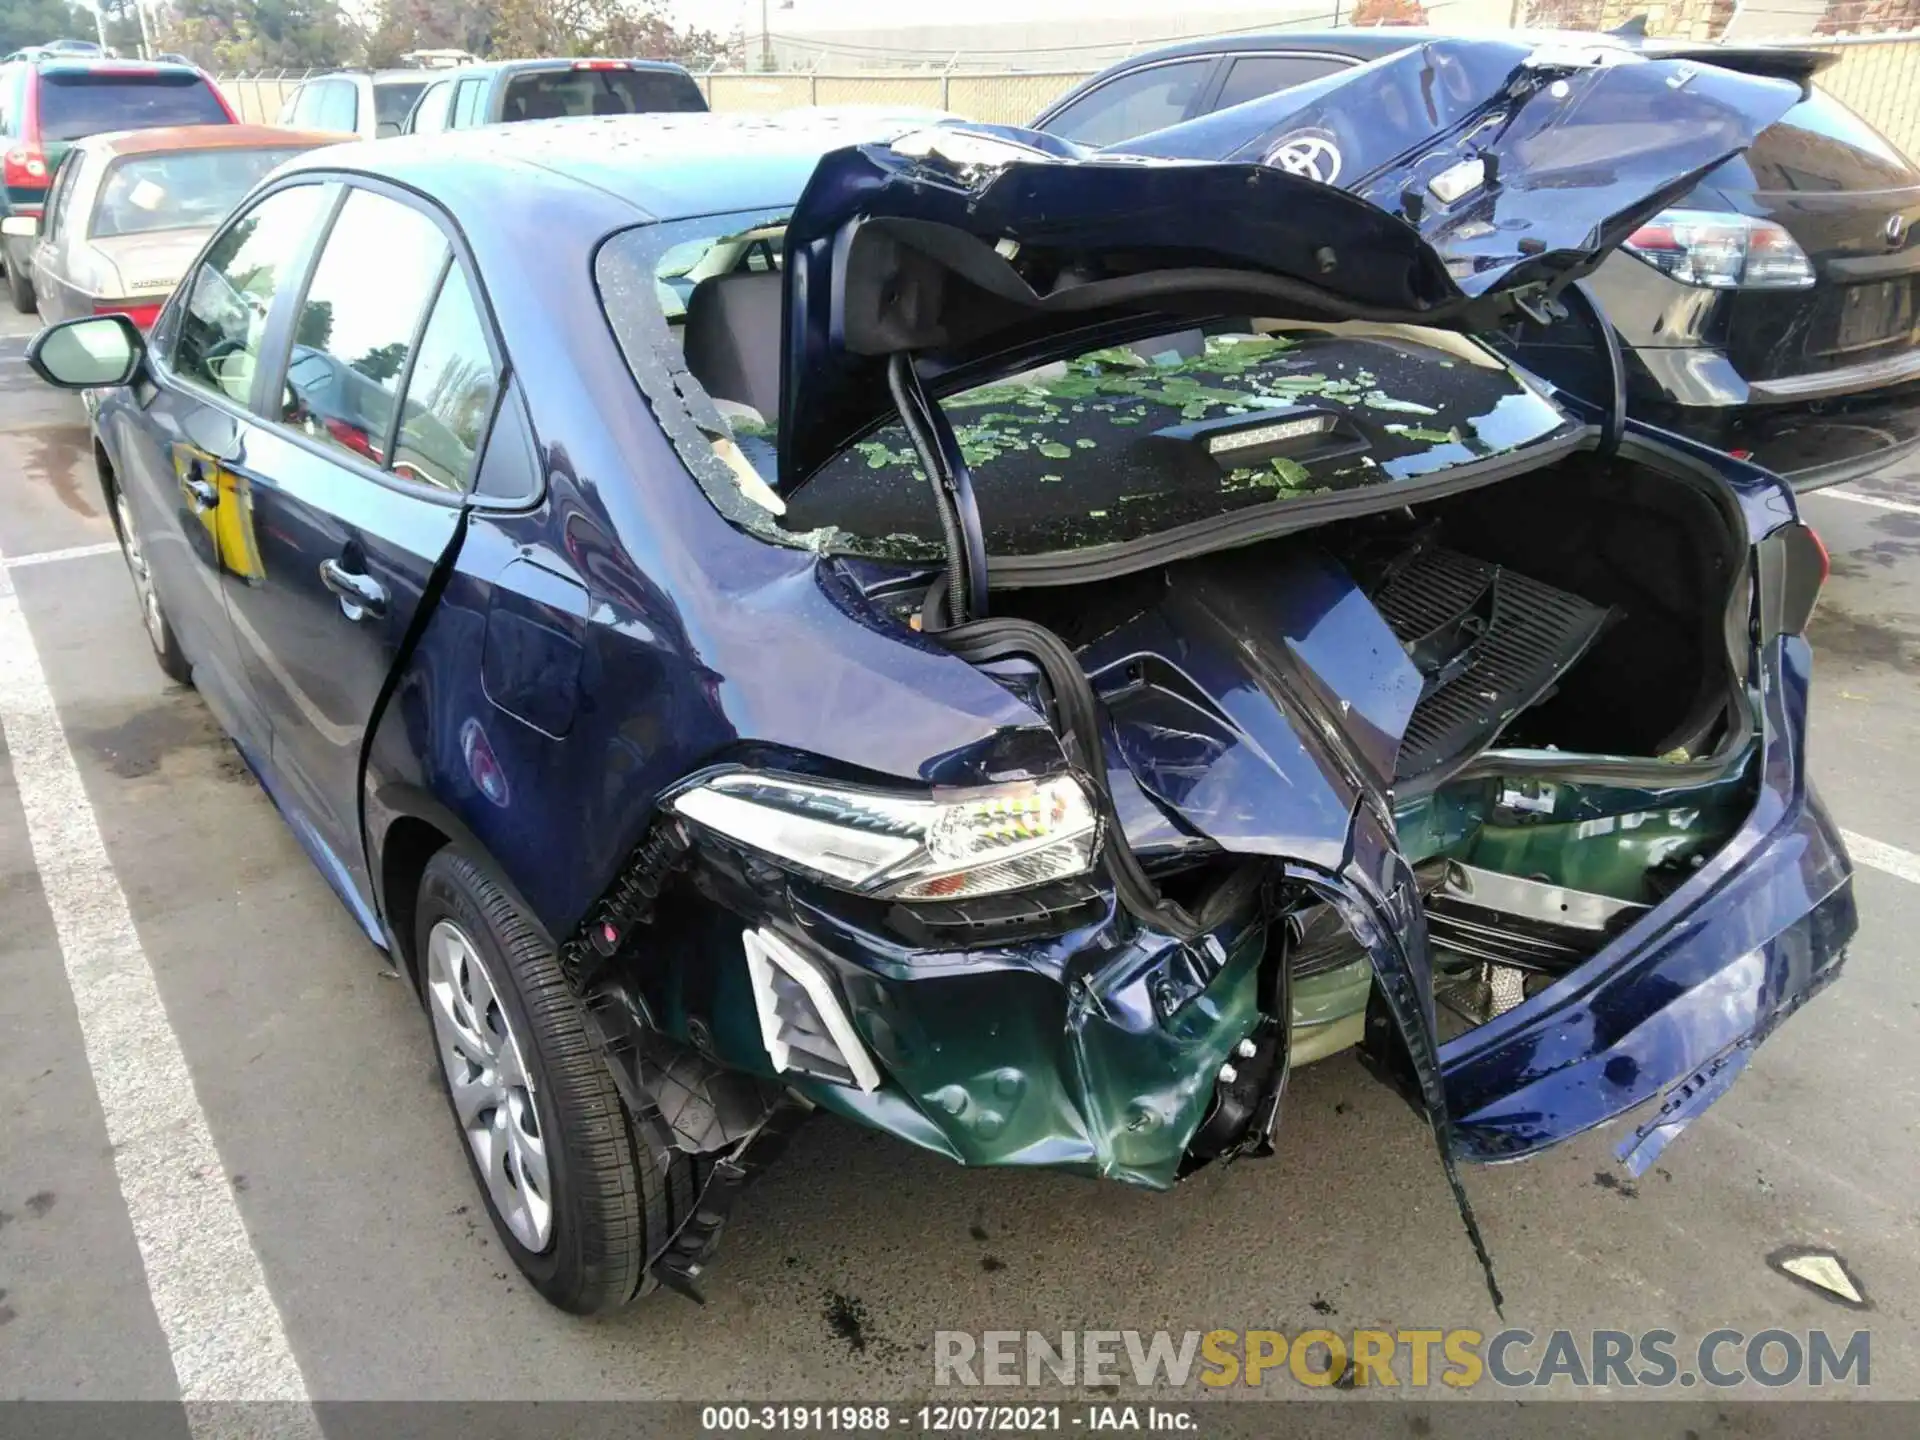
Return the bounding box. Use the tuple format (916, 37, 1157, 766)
(173, 183, 330, 404)
(392, 268, 498, 491)
(42, 153, 79, 239)
(1046, 59, 1214, 147)
(450, 78, 484, 129)
(0, 64, 16, 136)
(1212, 55, 1350, 113)
(287, 82, 318, 127)
(279, 187, 449, 468)
(410, 79, 453, 135)
(314, 79, 357, 134)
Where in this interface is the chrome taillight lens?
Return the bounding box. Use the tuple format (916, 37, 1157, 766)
(671, 770, 1099, 901)
(1623, 208, 1815, 289)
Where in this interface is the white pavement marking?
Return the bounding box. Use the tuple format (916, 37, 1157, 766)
(1821, 486, 1920, 519)
(0, 548, 319, 1426)
(1844, 830, 1920, 887)
(4, 540, 121, 568)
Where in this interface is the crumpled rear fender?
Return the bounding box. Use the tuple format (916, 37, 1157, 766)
(1438, 635, 1855, 1167)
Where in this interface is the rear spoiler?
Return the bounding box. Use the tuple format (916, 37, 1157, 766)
(1606, 17, 1837, 88)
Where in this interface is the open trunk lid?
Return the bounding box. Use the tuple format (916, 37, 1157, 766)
(776, 37, 1803, 490)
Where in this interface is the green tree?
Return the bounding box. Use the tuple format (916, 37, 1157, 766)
(156, 0, 358, 70)
(351, 339, 408, 383)
(0, 0, 95, 54)
(293, 297, 332, 351)
(370, 0, 721, 64)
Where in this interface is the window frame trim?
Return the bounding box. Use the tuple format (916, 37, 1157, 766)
(250, 170, 512, 506)
(1037, 54, 1226, 143)
(152, 175, 341, 422)
(408, 76, 452, 134)
(1198, 48, 1362, 114)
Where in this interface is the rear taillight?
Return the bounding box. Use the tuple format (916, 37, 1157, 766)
(4, 144, 47, 190)
(95, 301, 162, 331)
(572, 59, 628, 70)
(1757, 521, 1828, 638)
(1624, 208, 1815, 290)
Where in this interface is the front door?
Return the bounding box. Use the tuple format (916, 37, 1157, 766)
(219, 183, 497, 923)
(111, 180, 336, 748)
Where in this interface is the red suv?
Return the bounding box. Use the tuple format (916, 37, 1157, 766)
(0, 57, 234, 310)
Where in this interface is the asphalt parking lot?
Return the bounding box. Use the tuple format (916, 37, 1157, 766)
(0, 301, 1916, 1415)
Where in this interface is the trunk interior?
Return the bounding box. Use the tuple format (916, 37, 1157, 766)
(994, 449, 1759, 1043)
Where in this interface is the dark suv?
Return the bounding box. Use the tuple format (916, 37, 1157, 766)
(402, 58, 706, 135)
(0, 56, 234, 310)
(1035, 30, 1920, 490)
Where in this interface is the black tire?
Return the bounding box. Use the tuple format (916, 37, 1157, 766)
(415, 847, 694, 1313)
(8, 258, 35, 314)
(105, 476, 192, 686)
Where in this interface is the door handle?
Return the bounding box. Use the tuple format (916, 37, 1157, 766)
(319, 557, 387, 621)
(183, 466, 219, 510)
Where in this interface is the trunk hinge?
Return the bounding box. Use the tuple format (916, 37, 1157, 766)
(1553, 278, 1627, 459)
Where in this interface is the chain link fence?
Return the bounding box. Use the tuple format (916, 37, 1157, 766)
(217, 71, 312, 124)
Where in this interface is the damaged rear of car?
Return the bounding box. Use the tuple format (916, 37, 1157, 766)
(552, 38, 1857, 1311)
(43, 42, 1854, 1319)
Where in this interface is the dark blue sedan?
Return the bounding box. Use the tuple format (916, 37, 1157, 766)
(27, 41, 1856, 1315)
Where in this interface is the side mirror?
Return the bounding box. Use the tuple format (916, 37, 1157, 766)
(1, 214, 39, 238)
(26, 314, 144, 389)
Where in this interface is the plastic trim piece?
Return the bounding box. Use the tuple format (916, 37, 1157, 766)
(741, 927, 882, 1092)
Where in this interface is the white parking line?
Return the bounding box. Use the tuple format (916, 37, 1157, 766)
(1821, 486, 1920, 519)
(1844, 830, 1920, 887)
(0, 549, 318, 1422)
(4, 540, 121, 568)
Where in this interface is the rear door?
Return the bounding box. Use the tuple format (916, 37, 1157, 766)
(220, 181, 499, 917)
(449, 75, 488, 130)
(307, 77, 359, 137)
(407, 77, 453, 134)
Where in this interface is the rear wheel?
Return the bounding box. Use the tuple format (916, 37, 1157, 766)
(415, 847, 694, 1313)
(109, 481, 191, 685)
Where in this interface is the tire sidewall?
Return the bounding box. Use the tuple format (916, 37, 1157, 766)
(105, 473, 192, 685)
(415, 857, 603, 1301)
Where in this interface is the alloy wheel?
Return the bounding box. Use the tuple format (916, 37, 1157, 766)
(425, 919, 554, 1252)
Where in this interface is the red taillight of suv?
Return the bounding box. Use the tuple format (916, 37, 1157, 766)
(95, 300, 163, 331)
(3, 144, 48, 199)
(1624, 208, 1816, 289)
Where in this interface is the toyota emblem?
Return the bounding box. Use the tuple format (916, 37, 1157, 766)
(1888, 213, 1907, 247)
(1264, 131, 1343, 185)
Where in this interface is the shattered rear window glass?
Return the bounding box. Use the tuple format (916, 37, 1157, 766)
(595, 217, 1577, 561)
(781, 328, 1575, 556)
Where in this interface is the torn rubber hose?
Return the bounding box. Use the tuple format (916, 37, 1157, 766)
(932, 614, 1204, 941)
(887, 352, 969, 626)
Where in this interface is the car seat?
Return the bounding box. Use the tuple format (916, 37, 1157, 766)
(682, 272, 782, 428)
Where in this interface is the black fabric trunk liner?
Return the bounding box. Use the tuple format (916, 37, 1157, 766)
(1368, 545, 1613, 783)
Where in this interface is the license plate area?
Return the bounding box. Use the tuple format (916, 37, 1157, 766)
(1827, 277, 1916, 353)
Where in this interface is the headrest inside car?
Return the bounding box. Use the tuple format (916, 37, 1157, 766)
(683, 271, 783, 428)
